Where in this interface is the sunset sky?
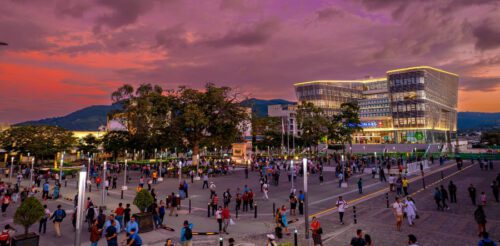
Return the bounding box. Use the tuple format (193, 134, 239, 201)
(1, 0, 499, 123)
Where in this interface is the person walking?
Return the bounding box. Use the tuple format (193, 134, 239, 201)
(105, 220, 118, 246)
(124, 203, 131, 227)
(338, 172, 344, 188)
(310, 216, 323, 246)
(202, 174, 209, 189)
(491, 181, 499, 202)
(280, 205, 290, 235)
(336, 196, 347, 225)
(440, 185, 449, 210)
(222, 206, 231, 234)
(114, 203, 125, 230)
(350, 229, 366, 246)
(474, 205, 487, 237)
(169, 193, 178, 217)
(211, 193, 219, 216)
(434, 187, 443, 211)
(402, 177, 409, 196)
(404, 197, 417, 226)
(90, 219, 103, 246)
(223, 189, 232, 207)
(50, 205, 66, 237)
(480, 192, 487, 206)
(39, 204, 50, 234)
(215, 207, 223, 233)
(448, 181, 457, 203)
(392, 197, 404, 232)
(180, 220, 193, 246)
(125, 217, 139, 235)
(262, 182, 269, 200)
(357, 178, 363, 194)
(469, 184, 477, 206)
(298, 190, 305, 215)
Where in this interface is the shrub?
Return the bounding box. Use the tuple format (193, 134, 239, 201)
(133, 189, 154, 213)
(14, 197, 45, 236)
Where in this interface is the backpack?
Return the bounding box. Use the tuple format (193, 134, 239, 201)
(55, 209, 66, 220)
(184, 227, 193, 240)
(0, 230, 9, 242)
(481, 240, 495, 246)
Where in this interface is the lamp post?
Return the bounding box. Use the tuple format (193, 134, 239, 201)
(30, 157, 35, 185)
(75, 168, 87, 246)
(9, 156, 14, 181)
(102, 161, 107, 206)
(195, 154, 200, 180)
(87, 153, 92, 181)
(291, 160, 294, 193)
(124, 150, 128, 189)
(178, 161, 182, 184)
(303, 158, 309, 239)
(59, 152, 65, 184)
(159, 150, 163, 182)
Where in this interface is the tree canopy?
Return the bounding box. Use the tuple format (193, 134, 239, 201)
(0, 125, 75, 158)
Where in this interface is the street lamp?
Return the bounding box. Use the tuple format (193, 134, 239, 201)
(102, 161, 107, 205)
(75, 168, 87, 246)
(30, 157, 35, 185)
(59, 152, 65, 184)
(290, 160, 294, 194)
(303, 158, 309, 239)
(123, 150, 128, 189)
(9, 156, 14, 181)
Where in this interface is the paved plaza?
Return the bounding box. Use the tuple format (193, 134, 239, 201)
(1, 159, 499, 245)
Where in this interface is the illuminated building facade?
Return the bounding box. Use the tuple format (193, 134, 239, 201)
(294, 66, 459, 144)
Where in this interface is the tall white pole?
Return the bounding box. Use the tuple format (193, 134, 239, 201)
(303, 158, 309, 239)
(75, 168, 87, 246)
(291, 160, 294, 193)
(102, 161, 107, 206)
(30, 157, 35, 185)
(123, 155, 128, 189)
(9, 157, 14, 181)
(59, 152, 65, 184)
(178, 161, 182, 184)
(87, 154, 92, 181)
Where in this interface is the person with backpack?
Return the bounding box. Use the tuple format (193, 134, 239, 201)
(180, 220, 193, 246)
(0, 224, 15, 246)
(478, 232, 497, 246)
(350, 229, 367, 246)
(310, 216, 323, 246)
(39, 204, 50, 234)
(124, 228, 142, 246)
(50, 205, 66, 237)
(1, 194, 11, 217)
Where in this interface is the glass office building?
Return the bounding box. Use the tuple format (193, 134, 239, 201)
(294, 66, 459, 144)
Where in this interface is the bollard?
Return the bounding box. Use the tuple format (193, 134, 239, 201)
(272, 203, 276, 218)
(219, 237, 223, 246)
(353, 206, 357, 224)
(386, 193, 389, 208)
(440, 171, 444, 180)
(294, 229, 298, 246)
(189, 199, 192, 214)
(208, 203, 211, 218)
(254, 203, 257, 218)
(65, 180, 67, 187)
(89, 184, 92, 192)
(236, 207, 239, 219)
(121, 190, 124, 199)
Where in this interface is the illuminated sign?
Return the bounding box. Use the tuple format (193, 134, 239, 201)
(361, 121, 384, 128)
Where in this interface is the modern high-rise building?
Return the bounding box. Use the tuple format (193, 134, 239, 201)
(294, 66, 459, 144)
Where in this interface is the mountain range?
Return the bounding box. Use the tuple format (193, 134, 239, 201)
(14, 99, 500, 131)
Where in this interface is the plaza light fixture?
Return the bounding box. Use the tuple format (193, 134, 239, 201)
(303, 158, 309, 239)
(75, 168, 87, 245)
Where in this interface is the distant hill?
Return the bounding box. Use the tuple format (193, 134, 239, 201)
(457, 112, 500, 130)
(15, 103, 122, 131)
(240, 98, 295, 117)
(15, 99, 499, 131)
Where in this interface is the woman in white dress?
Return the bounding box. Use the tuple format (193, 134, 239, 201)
(405, 197, 417, 226)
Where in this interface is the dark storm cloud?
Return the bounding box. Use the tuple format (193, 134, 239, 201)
(473, 18, 500, 51)
(93, 0, 158, 31)
(461, 77, 500, 91)
(316, 7, 344, 21)
(155, 25, 190, 49)
(203, 20, 280, 48)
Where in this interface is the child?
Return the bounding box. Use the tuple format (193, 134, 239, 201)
(480, 192, 487, 206)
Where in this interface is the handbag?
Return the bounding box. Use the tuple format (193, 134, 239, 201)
(317, 227, 323, 235)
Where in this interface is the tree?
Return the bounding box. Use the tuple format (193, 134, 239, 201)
(14, 197, 45, 236)
(133, 189, 154, 213)
(252, 117, 282, 149)
(328, 102, 362, 154)
(296, 101, 328, 153)
(481, 130, 500, 146)
(173, 83, 249, 163)
(101, 131, 131, 161)
(110, 84, 175, 155)
(0, 125, 75, 161)
(77, 134, 100, 154)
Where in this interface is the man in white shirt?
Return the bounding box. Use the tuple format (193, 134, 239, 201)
(392, 197, 404, 231)
(335, 196, 347, 225)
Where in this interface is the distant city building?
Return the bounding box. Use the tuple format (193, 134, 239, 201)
(267, 104, 299, 136)
(294, 66, 459, 144)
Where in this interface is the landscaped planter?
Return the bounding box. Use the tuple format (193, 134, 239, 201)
(12, 233, 40, 246)
(134, 212, 154, 233)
